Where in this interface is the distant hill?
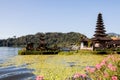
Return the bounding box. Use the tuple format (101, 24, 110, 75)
(107, 33, 120, 37)
(0, 32, 87, 47)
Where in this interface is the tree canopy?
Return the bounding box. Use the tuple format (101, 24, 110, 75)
(0, 32, 87, 47)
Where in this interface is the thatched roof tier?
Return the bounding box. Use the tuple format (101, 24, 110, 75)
(96, 27, 105, 29)
(95, 30, 106, 32)
(80, 38, 89, 42)
(92, 37, 112, 41)
(94, 34, 107, 37)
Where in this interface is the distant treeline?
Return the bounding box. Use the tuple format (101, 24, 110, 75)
(0, 32, 87, 47)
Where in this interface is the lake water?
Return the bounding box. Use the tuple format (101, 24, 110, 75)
(0, 47, 20, 63)
(0, 47, 35, 80)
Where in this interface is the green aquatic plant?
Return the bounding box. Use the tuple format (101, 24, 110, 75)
(5, 53, 105, 80)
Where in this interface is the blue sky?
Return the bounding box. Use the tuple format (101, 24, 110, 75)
(0, 0, 120, 39)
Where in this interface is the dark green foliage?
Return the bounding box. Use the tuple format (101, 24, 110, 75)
(18, 50, 59, 55)
(45, 32, 86, 47)
(58, 51, 74, 55)
(0, 32, 86, 47)
(95, 51, 108, 54)
(116, 48, 120, 54)
(93, 50, 115, 54)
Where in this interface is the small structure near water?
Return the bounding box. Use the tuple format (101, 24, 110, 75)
(80, 37, 93, 50)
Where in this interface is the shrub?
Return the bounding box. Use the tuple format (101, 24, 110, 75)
(86, 54, 120, 80)
(66, 54, 120, 80)
(93, 50, 114, 54)
(58, 51, 74, 55)
(18, 48, 26, 55)
(18, 50, 59, 55)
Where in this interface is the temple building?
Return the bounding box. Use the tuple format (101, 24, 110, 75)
(107, 37, 120, 50)
(92, 13, 112, 50)
(80, 37, 93, 50)
(80, 13, 120, 51)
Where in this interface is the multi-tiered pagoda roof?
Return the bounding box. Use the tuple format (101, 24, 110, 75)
(92, 13, 111, 41)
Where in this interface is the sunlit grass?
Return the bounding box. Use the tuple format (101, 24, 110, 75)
(1, 51, 108, 80)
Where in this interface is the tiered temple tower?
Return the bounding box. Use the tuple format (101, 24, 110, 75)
(94, 13, 107, 38)
(92, 13, 111, 50)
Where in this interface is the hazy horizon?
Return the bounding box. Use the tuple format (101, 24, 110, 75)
(0, 0, 120, 39)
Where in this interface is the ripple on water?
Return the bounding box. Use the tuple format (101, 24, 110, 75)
(0, 66, 36, 80)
